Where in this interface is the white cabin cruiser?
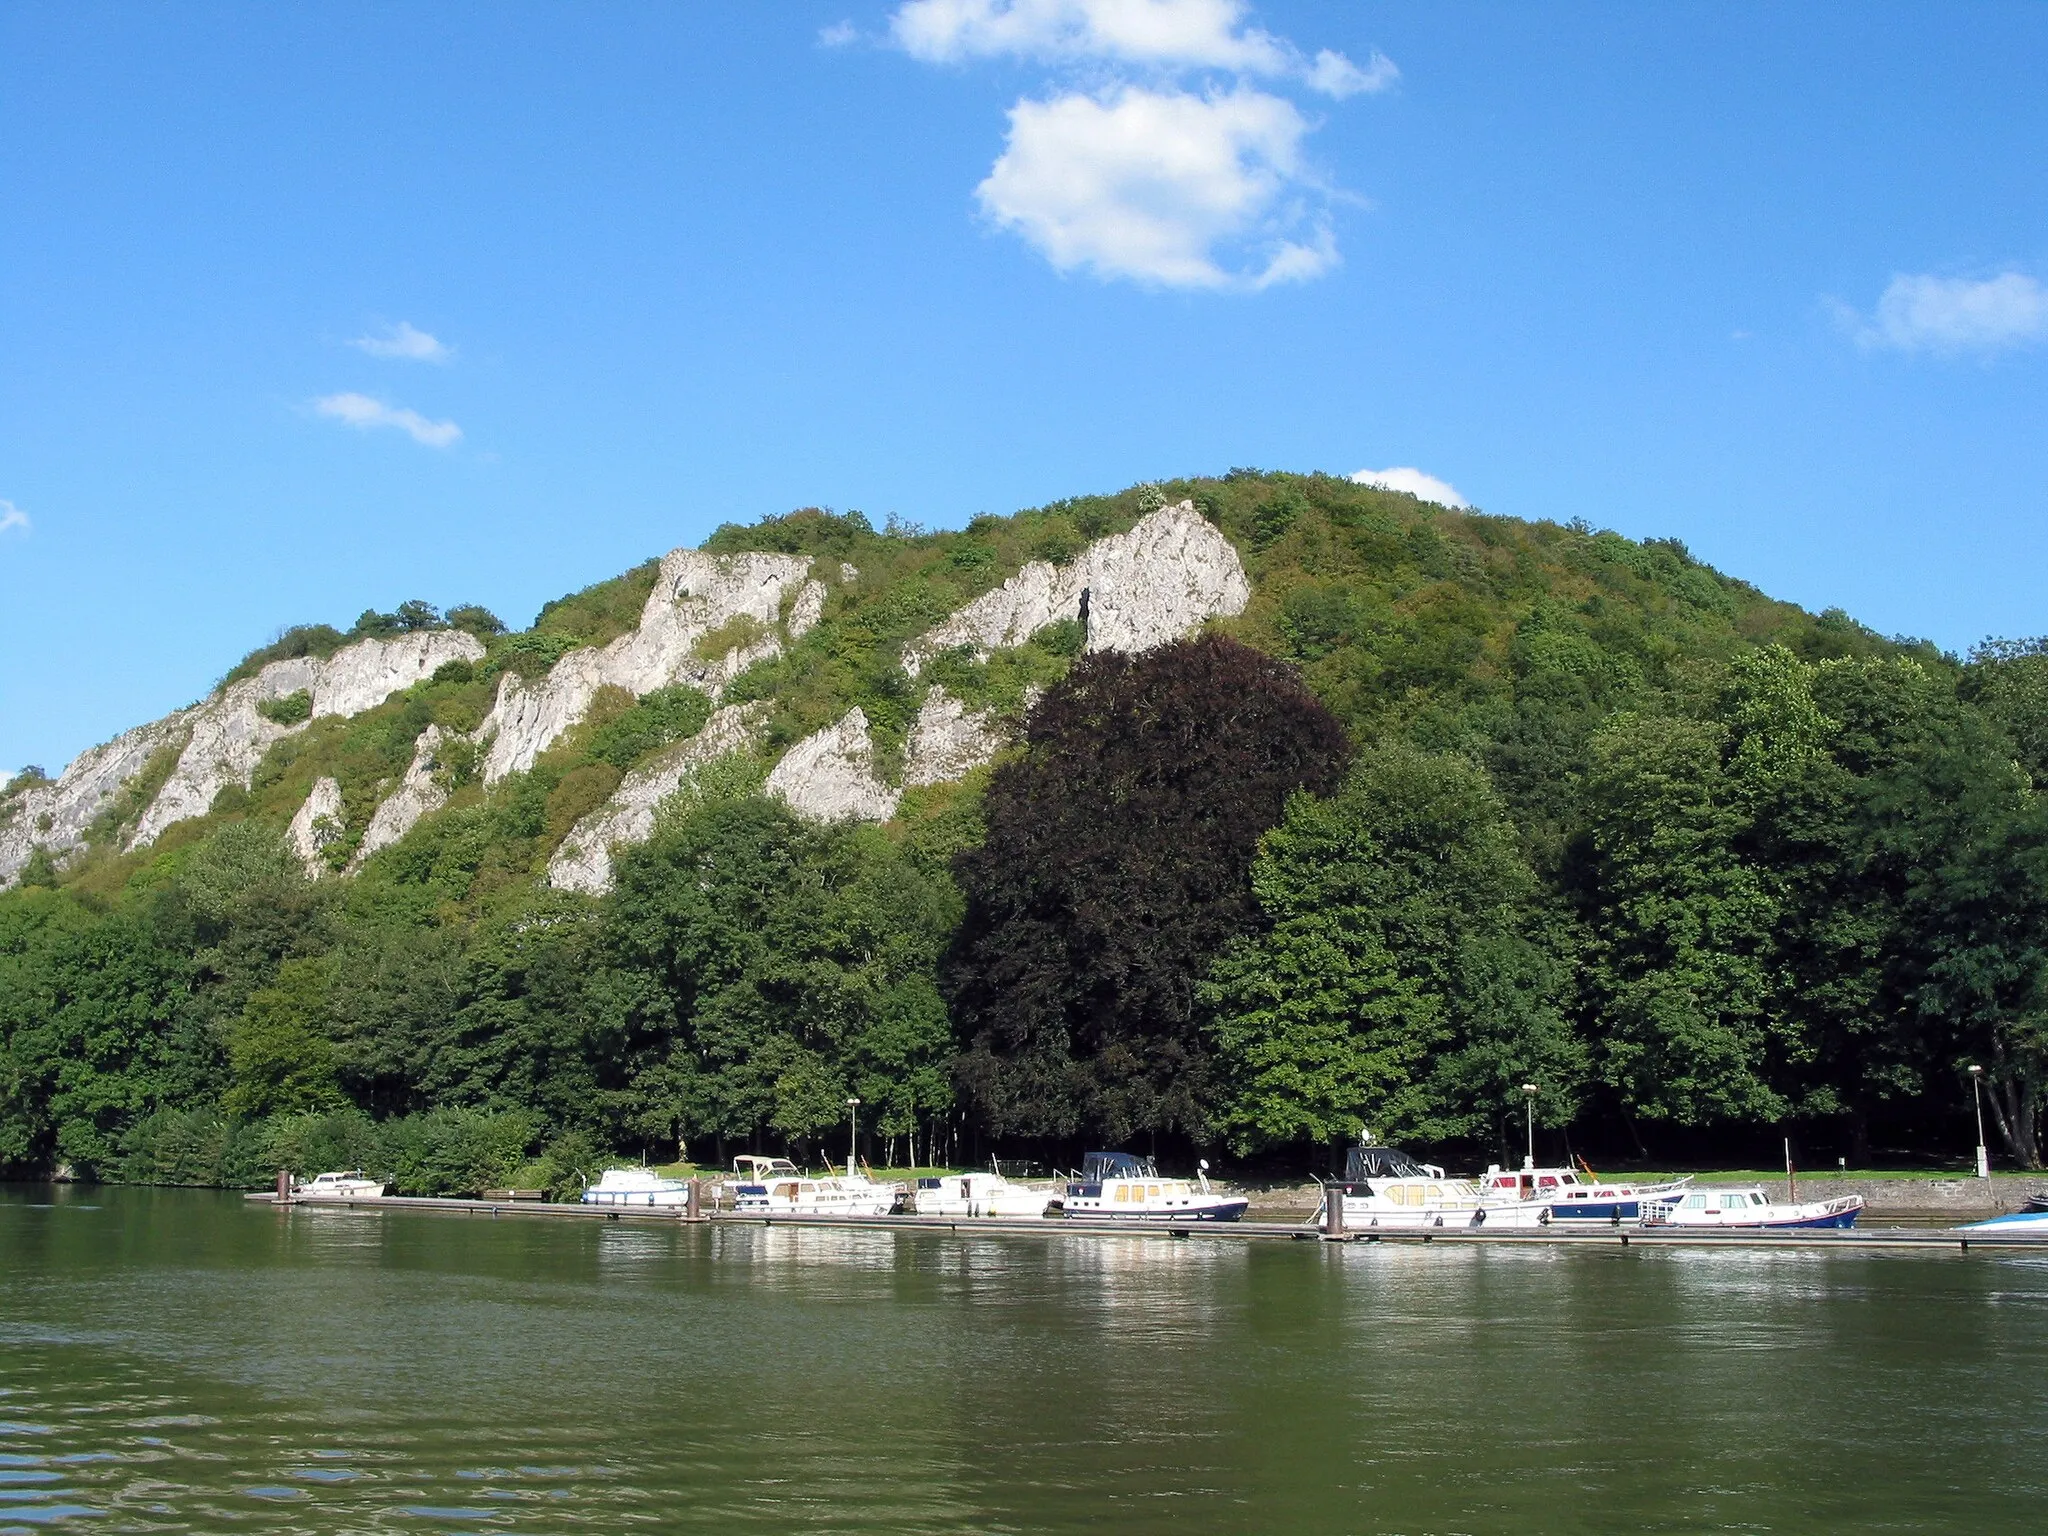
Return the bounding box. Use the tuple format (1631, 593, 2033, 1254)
(1646, 1186, 1863, 1230)
(729, 1158, 896, 1217)
(293, 1170, 386, 1199)
(1476, 1162, 1691, 1224)
(1312, 1144, 1551, 1232)
(1054, 1152, 1249, 1222)
(581, 1167, 691, 1208)
(909, 1168, 1053, 1219)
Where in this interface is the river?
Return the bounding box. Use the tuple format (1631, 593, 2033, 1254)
(2, 1184, 2044, 1532)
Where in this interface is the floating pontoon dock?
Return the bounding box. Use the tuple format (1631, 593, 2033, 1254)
(244, 1191, 2048, 1252)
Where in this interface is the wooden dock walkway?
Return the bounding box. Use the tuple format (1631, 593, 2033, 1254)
(244, 1192, 2048, 1252)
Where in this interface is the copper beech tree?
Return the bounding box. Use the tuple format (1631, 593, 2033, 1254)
(945, 635, 1352, 1145)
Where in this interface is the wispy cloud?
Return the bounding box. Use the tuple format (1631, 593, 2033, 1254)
(887, 0, 1389, 291)
(1834, 272, 2048, 356)
(0, 498, 30, 536)
(350, 321, 454, 364)
(978, 83, 1333, 289)
(1352, 466, 1467, 508)
(892, 0, 1395, 98)
(313, 393, 462, 448)
(819, 19, 859, 47)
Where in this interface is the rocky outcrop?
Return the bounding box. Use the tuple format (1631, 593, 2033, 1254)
(547, 704, 765, 895)
(128, 631, 483, 850)
(902, 687, 1007, 787)
(476, 550, 829, 783)
(287, 777, 345, 874)
(0, 715, 192, 886)
(901, 501, 1249, 675)
(765, 708, 900, 824)
(350, 726, 449, 870)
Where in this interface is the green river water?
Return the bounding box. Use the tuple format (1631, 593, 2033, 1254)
(2, 1185, 2044, 1533)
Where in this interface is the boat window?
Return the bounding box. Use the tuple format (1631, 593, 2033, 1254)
(1426, 1186, 1443, 1201)
(1114, 1186, 1129, 1202)
(1148, 1185, 1162, 1200)
(1538, 1177, 1558, 1191)
(1684, 1194, 1706, 1209)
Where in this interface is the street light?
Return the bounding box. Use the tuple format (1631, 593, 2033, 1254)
(845, 1096, 861, 1179)
(1521, 1084, 1539, 1172)
(1966, 1066, 1989, 1179)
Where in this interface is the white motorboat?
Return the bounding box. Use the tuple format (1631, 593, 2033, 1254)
(293, 1170, 386, 1199)
(1476, 1161, 1691, 1224)
(1053, 1152, 1249, 1222)
(581, 1167, 691, 1208)
(1645, 1186, 1863, 1230)
(730, 1158, 896, 1218)
(1311, 1144, 1551, 1232)
(1959, 1209, 2048, 1234)
(909, 1168, 1053, 1219)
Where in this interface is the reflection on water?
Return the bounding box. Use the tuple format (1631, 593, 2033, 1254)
(3, 1185, 2048, 1533)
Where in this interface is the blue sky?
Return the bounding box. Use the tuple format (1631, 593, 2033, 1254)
(4, 2, 2046, 776)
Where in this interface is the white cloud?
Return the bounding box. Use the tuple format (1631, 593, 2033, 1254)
(1304, 47, 1397, 99)
(1351, 466, 1467, 507)
(819, 19, 859, 47)
(977, 84, 1335, 289)
(0, 499, 29, 536)
(892, 0, 1391, 97)
(313, 392, 462, 448)
(350, 321, 454, 364)
(1838, 272, 2048, 355)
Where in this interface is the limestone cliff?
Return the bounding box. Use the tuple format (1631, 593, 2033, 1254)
(764, 708, 900, 824)
(901, 502, 1249, 675)
(0, 630, 481, 887)
(547, 703, 766, 895)
(476, 549, 826, 783)
(349, 725, 450, 870)
(287, 777, 345, 874)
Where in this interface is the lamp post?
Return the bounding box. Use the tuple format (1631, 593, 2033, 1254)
(1967, 1066, 1989, 1179)
(845, 1096, 861, 1179)
(1521, 1084, 1539, 1172)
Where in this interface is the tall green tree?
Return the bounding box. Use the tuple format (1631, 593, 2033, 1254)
(1204, 744, 1580, 1157)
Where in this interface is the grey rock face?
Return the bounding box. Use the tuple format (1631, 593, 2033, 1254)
(475, 550, 826, 784)
(0, 715, 193, 886)
(128, 632, 483, 851)
(546, 703, 766, 895)
(287, 777, 346, 874)
(900, 501, 1249, 675)
(765, 708, 901, 824)
(902, 686, 1007, 787)
(1, 630, 483, 889)
(349, 725, 449, 870)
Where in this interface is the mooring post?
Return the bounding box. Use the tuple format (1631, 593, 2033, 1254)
(686, 1178, 704, 1223)
(275, 1168, 292, 1205)
(1324, 1184, 1344, 1239)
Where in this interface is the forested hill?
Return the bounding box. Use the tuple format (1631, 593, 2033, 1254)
(5, 470, 2045, 1189)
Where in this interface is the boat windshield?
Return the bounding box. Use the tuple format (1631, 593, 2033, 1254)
(1344, 1145, 1431, 1181)
(1082, 1151, 1158, 1182)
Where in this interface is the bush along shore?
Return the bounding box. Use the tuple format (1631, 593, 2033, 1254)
(8, 471, 2048, 1186)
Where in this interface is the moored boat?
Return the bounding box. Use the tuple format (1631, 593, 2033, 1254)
(1052, 1152, 1249, 1222)
(1958, 1209, 2048, 1234)
(1311, 1144, 1551, 1232)
(730, 1159, 896, 1217)
(1476, 1161, 1690, 1224)
(909, 1168, 1053, 1219)
(581, 1167, 691, 1208)
(293, 1170, 386, 1199)
(1645, 1186, 1862, 1230)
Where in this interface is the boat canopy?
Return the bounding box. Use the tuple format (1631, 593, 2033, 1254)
(1082, 1151, 1159, 1182)
(1344, 1145, 1431, 1182)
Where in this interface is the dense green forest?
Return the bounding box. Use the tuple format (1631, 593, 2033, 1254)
(5, 469, 2048, 1189)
